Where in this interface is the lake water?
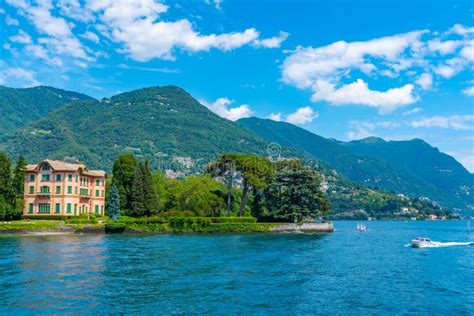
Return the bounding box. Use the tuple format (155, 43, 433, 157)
(0, 221, 473, 314)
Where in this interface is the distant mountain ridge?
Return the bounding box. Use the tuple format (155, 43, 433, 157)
(0, 85, 93, 135)
(1, 86, 272, 168)
(0, 84, 468, 214)
(237, 117, 473, 210)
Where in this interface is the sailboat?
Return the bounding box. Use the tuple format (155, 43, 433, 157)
(357, 222, 368, 232)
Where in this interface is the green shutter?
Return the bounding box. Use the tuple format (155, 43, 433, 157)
(55, 203, 60, 214)
(28, 204, 34, 214)
(67, 203, 71, 213)
(95, 205, 99, 214)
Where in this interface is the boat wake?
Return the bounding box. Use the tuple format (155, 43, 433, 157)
(407, 241, 474, 248)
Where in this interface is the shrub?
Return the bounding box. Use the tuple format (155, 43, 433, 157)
(21, 215, 72, 220)
(159, 210, 194, 217)
(209, 217, 257, 223)
(105, 220, 127, 233)
(66, 218, 98, 224)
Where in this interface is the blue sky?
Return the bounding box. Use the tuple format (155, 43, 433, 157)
(1, 0, 473, 171)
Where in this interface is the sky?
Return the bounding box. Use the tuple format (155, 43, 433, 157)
(0, 0, 473, 171)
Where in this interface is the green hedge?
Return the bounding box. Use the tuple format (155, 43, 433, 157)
(209, 217, 257, 223)
(66, 218, 98, 224)
(21, 215, 72, 220)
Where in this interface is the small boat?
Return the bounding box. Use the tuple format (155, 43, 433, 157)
(357, 222, 368, 232)
(411, 237, 436, 248)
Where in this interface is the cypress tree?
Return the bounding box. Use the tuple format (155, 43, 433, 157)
(130, 163, 146, 217)
(12, 155, 27, 200)
(0, 152, 13, 204)
(142, 161, 159, 216)
(107, 183, 121, 219)
(112, 153, 138, 211)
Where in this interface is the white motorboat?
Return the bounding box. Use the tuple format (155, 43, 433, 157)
(411, 237, 437, 248)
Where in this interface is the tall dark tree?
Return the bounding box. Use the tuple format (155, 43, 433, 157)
(12, 155, 27, 200)
(142, 161, 159, 216)
(266, 161, 330, 222)
(112, 153, 138, 211)
(0, 152, 13, 204)
(220, 154, 274, 217)
(107, 183, 121, 219)
(130, 161, 158, 217)
(207, 157, 237, 215)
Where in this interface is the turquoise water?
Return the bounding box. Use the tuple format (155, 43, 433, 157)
(0, 221, 473, 314)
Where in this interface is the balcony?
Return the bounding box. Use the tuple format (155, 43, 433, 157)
(37, 191, 51, 197)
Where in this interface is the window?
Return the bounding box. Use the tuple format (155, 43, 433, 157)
(29, 186, 34, 194)
(55, 203, 60, 214)
(95, 190, 99, 197)
(56, 186, 61, 194)
(74, 204, 77, 214)
(28, 203, 34, 214)
(67, 186, 72, 194)
(68, 174, 72, 182)
(95, 205, 99, 214)
(102, 190, 104, 197)
(40, 186, 50, 193)
(80, 188, 88, 196)
(75, 187, 78, 194)
(67, 203, 71, 213)
(42, 164, 50, 171)
(38, 203, 50, 214)
(29, 175, 35, 182)
(96, 180, 100, 186)
(56, 174, 62, 182)
(75, 175, 78, 183)
(41, 174, 50, 182)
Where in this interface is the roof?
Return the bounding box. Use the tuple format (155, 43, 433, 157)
(26, 159, 106, 177)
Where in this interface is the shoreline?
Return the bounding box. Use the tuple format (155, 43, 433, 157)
(0, 222, 334, 235)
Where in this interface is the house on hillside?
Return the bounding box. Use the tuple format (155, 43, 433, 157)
(23, 160, 106, 216)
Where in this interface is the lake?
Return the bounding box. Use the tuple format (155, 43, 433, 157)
(0, 221, 473, 314)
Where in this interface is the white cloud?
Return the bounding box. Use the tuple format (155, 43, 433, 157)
(448, 24, 474, 37)
(200, 97, 253, 121)
(415, 72, 433, 90)
(86, 0, 286, 61)
(254, 31, 289, 48)
(311, 79, 417, 114)
(10, 30, 32, 44)
(5, 15, 19, 25)
(463, 86, 474, 96)
(267, 113, 282, 121)
(411, 115, 474, 130)
(286, 106, 318, 124)
(81, 31, 100, 43)
(402, 107, 422, 115)
(205, 0, 223, 10)
(282, 25, 474, 112)
(0, 67, 39, 87)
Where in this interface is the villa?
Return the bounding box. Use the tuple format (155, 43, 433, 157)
(23, 160, 106, 216)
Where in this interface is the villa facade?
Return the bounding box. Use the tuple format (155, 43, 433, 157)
(23, 160, 106, 216)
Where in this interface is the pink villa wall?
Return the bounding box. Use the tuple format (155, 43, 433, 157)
(23, 161, 106, 216)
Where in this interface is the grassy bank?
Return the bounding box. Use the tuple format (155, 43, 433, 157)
(105, 216, 278, 233)
(0, 217, 280, 234)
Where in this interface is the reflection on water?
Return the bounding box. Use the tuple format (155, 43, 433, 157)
(0, 221, 473, 314)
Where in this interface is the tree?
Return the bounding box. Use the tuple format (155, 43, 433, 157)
(175, 176, 226, 216)
(219, 154, 274, 217)
(207, 157, 237, 215)
(107, 183, 121, 219)
(0, 152, 13, 204)
(130, 161, 158, 217)
(266, 162, 330, 222)
(112, 153, 138, 211)
(12, 155, 27, 200)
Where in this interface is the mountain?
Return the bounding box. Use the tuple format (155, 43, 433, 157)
(0, 85, 453, 217)
(1, 86, 272, 169)
(237, 117, 472, 210)
(343, 137, 474, 210)
(0, 85, 93, 135)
